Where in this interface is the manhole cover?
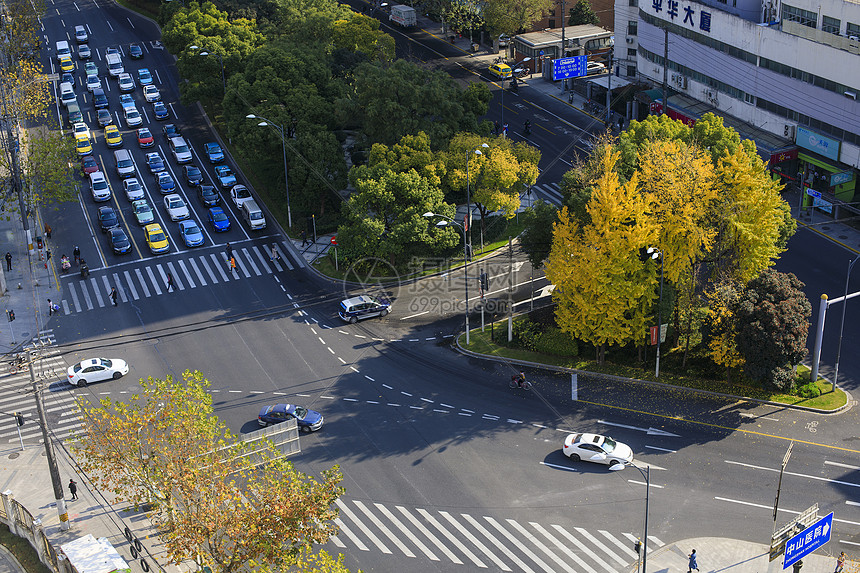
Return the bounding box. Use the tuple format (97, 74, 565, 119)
(20, 331, 30, 338)
(8, 452, 19, 460)
(822, 226, 832, 230)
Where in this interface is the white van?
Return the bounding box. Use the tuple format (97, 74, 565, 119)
(114, 149, 135, 178)
(59, 82, 76, 107)
(241, 200, 266, 230)
(55, 40, 71, 61)
(168, 136, 192, 163)
(106, 53, 123, 77)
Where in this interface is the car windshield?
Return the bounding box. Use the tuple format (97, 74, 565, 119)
(293, 406, 308, 420)
(213, 212, 227, 221)
(601, 437, 617, 453)
(136, 204, 150, 213)
(99, 359, 112, 367)
(169, 199, 183, 208)
(184, 224, 200, 235)
(236, 188, 250, 198)
(150, 231, 165, 242)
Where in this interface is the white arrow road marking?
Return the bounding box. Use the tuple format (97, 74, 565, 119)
(598, 420, 680, 437)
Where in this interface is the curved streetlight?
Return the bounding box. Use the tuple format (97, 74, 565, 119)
(425, 212, 471, 344)
(647, 247, 664, 378)
(832, 253, 860, 392)
(189, 45, 225, 94)
(246, 113, 292, 228)
(611, 461, 650, 573)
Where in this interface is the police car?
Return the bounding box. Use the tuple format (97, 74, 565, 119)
(338, 295, 391, 324)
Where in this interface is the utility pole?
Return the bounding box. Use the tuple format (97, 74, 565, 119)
(605, 51, 613, 124)
(507, 238, 513, 342)
(661, 27, 668, 116)
(560, 0, 566, 91)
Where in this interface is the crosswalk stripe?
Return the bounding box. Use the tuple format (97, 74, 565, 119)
(462, 514, 534, 573)
(531, 522, 600, 573)
(68, 283, 82, 312)
(647, 535, 664, 547)
(275, 243, 293, 270)
(146, 266, 162, 295)
(334, 518, 368, 551)
(101, 275, 112, 301)
(441, 511, 507, 570)
(485, 517, 558, 573)
(123, 271, 139, 300)
(80, 280, 93, 309)
(396, 506, 461, 564)
(61, 300, 71, 314)
(135, 268, 151, 297)
(178, 260, 195, 289)
(235, 251, 251, 278)
(90, 277, 105, 307)
(166, 262, 185, 290)
(574, 527, 629, 565)
(353, 500, 414, 557)
(417, 508, 486, 568)
(189, 258, 207, 287)
(335, 499, 391, 554)
(374, 503, 437, 560)
(509, 518, 576, 573)
(251, 246, 269, 274)
(328, 531, 347, 548)
(200, 256, 219, 284)
(113, 273, 129, 302)
(210, 253, 229, 281)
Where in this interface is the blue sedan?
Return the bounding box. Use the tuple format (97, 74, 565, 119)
(207, 207, 230, 232)
(157, 172, 176, 194)
(178, 220, 204, 247)
(152, 102, 169, 120)
(204, 142, 224, 163)
(258, 403, 324, 432)
(138, 68, 153, 86)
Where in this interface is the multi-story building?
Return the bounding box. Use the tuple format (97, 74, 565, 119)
(616, 0, 859, 205)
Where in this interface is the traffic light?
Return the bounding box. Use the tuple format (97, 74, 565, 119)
(14, 413, 24, 426)
(480, 271, 489, 292)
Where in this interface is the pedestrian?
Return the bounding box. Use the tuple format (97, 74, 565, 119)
(688, 549, 699, 573)
(270, 244, 280, 262)
(110, 287, 118, 306)
(45, 224, 52, 239)
(5, 252, 11, 271)
(68, 478, 78, 501)
(73, 246, 80, 265)
(226, 242, 233, 261)
(166, 273, 174, 292)
(48, 299, 54, 316)
(230, 256, 237, 275)
(836, 551, 846, 573)
(493, 120, 499, 135)
(300, 230, 308, 246)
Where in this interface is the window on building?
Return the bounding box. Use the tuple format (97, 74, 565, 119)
(846, 22, 860, 38)
(822, 16, 841, 34)
(628, 20, 638, 35)
(628, 48, 637, 57)
(549, 19, 556, 27)
(782, 4, 817, 28)
(744, 93, 755, 105)
(629, 0, 638, 6)
(627, 65, 637, 76)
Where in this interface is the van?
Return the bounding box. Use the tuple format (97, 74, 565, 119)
(106, 53, 123, 77)
(55, 40, 71, 61)
(66, 102, 82, 125)
(241, 200, 266, 230)
(168, 136, 192, 163)
(114, 149, 135, 178)
(59, 82, 75, 107)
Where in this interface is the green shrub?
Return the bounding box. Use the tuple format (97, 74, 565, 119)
(512, 318, 542, 350)
(797, 382, 821, 399)
(533, 328, 578, 357)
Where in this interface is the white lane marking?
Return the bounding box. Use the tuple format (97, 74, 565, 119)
(333, 517, 368, 551)
(374, 504, 437, 560)
(440, 511, 509, 570)
(726, 460, 860, 488)
(510, 518, 576, 573)
(645, 445, 677, 453)
(401, 311, 429, 320)
(531, 522, 601, 573)
(135, 268, 151, 297)
(599, 530, 639, 559)
(335, 499, 391, 554)
(628, 480, 664, 488)
(395, 506, 458, 563)
(462, 514, 535, 573)
(365, 375, 375, 381)
(739, 412, 780, 421)
(571, 527, 629, 566)
(353, 500, 414, 557)
(826, 461, 860, 470)
(417, 508, 486, 568)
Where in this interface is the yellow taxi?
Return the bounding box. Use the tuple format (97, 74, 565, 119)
(144, 223, 170, 254)
(104, 125, 123, 147)
(488, 63, 512, 79)
(75, 133, 92, 156)
(59, 55, 75, 72)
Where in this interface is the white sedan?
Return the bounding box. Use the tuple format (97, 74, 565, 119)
(67, 358, 129, 387)
(124, 106, 142, 127)
(164, 194, 189, 221)
(85, 74, 101, 92)
(123, 178, 145, 201)
(143, 84, 161, 102)
(562, 433, 634, 468)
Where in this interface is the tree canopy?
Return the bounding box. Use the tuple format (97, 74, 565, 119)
(568, 0, 600, 26)
(483, 0, 553, 35)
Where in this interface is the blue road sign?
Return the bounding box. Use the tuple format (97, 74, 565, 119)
(552, 56, 587, 81)
(806, 189, 821, 198)
(784, 512, 833, 569)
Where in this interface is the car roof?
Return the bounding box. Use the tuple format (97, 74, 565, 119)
(341, 295, 381, 306)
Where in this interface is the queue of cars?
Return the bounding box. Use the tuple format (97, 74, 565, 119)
(62, 29, 266, 258)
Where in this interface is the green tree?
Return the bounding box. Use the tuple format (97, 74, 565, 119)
(74, 371, 347, 573)
(544, 148, 656, 363)
(703, 280, 745, 380)
(483, 0, 553, 36)
(20, 128, 78, 207)
(519, 199, 558, 269)
(332, 14, 395, 62)
(568, 0, 600, 25)
(732, 270, 811, 390)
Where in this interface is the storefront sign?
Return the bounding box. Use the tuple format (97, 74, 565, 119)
(667, 108, 696, 126)
(813, 196, 833, 214)
(796, 127, 841, 162)
(552, 56, 587, 81)
(648, 0, 712, 32)
(830, 170, 854, 186)
(770, 148, 798, 164)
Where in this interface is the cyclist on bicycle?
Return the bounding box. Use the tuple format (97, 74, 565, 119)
(512, 371, 526, 388)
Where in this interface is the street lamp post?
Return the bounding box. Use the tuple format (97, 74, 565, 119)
(189, 45, 225, 94)
(424, 212, 471, 344)
(832, 253, 860, 393)
(246, 114, 292, 229)
(647, 247, 664, 378)
(613, 462, 650, 573)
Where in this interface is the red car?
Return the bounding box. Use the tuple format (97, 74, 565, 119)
(137, 128, 154, 148)
(81, 155, 99, 174)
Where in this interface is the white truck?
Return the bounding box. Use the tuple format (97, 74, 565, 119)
(389, 5, 417, 27)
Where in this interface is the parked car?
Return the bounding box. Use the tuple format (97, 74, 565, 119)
(67, 358, 129, 387)
(74, 25, 88, 43)
(258, 403, 324, 432)
(137, 68, 153, 86)
(144, 223, 170, 254)
(488, 63, 512, 79)
(84, 62, 98, 76)
(104, 125, 123, 147)
(86, 74, 101, 92)
(81, 155, 99, 175)
(78, 44, 91, 59)
(92, 88, 108, 109)
(123, 178, 145, 201)
(163, 194, 189, 221)
(162, 123, 179, 138)
(157, 172, 176, 194)
(97, 109, 112, 127)
(124, 106, 142, 127)
(230, 184, 252, 208)
(118, 72, 135, 92)
(145, 152, 165, 173)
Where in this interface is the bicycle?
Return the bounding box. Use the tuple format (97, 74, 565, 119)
(7, 354, 24, 374)
(509, 375, 532, 390)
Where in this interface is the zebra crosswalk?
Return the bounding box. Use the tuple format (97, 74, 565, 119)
(0, 347, 81, 445)
(59, 241, 293, 314)
(329, 498, 663, 572)
(531, 183, 564, 207)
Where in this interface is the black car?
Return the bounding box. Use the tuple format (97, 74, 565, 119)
(197, 185, 220, 206)
(129, 43, 143, 59)
(62, 72, 75, 87)
(92, 88, 108, 109)
(162, 124, 180, 138)
(184, 165, 203, 186)
(98, 206, 119, 233)
(109, 227, 131, 254)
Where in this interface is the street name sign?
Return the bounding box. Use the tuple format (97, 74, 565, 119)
(783, 512, 832, 569)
